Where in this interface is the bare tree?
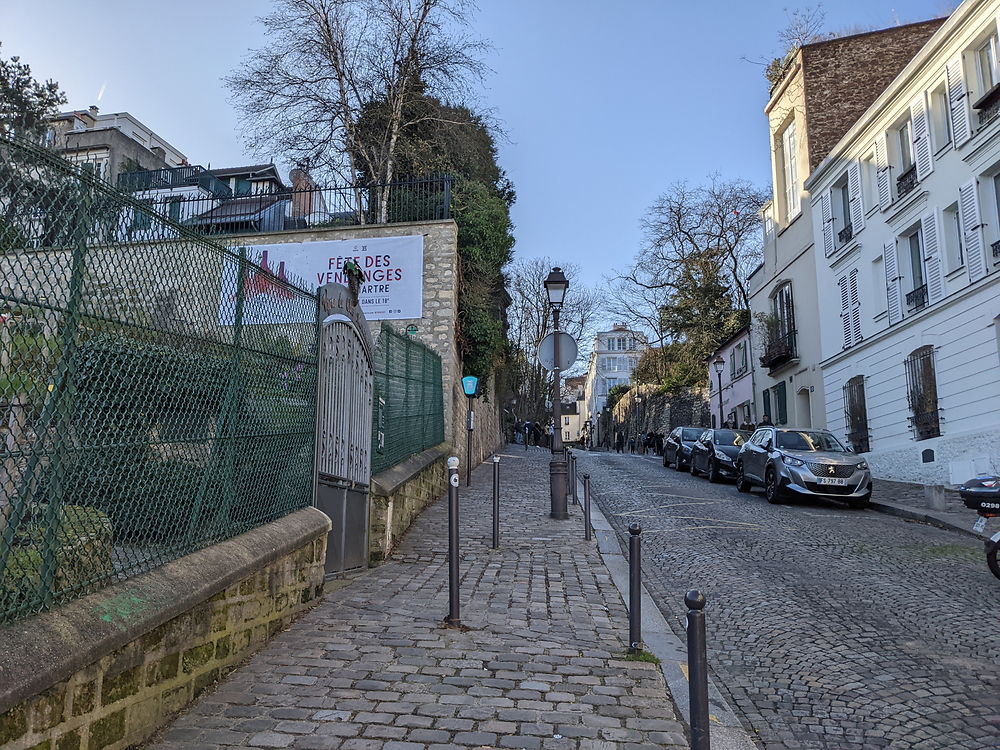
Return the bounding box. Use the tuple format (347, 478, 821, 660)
(506, 257, 600, 422)
(627, 174, 769, 313)
(226, 0, 488, 222)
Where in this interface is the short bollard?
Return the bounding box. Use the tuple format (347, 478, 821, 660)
(686, 590, 710, 750)
(445, 457, 461, 626)
(628, 523, 642, 653)
(583, 473, 592, 541)
(571, 453, 579, 506)
(492, 455, 501, 549)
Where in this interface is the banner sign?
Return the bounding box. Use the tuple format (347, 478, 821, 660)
(220, 235, 424, 325)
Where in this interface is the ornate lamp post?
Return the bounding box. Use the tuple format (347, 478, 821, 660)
(713, 356, 725, 428)
(544, 267, 569, 520)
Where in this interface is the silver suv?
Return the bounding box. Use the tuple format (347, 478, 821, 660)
(735, 427, 872, 508)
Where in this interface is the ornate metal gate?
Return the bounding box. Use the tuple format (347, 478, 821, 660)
(314, 283, 374, 575)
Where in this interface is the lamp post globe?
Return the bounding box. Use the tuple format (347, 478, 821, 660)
(544, 267, 570, 519)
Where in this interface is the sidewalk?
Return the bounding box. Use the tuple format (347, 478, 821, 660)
(147, 446, 688, 750)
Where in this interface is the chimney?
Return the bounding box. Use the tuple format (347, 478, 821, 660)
(88, 105, 99, 116)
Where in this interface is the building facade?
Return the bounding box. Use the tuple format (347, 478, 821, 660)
(806, 0, 1000, 485)
(752, 19, 946, 430)
(581, 325, 647, 441)
(707, 326, 755, 428)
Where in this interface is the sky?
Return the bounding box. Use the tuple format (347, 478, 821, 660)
(1, 0, 956, 328)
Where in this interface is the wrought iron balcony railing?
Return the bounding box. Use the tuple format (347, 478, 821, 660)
(905, 283, 928, 311)
(896, 165, 917, 199)
(992, 239, 1000, 259)
(759, 328, 797, 370)
(118, 165, 233, 198)
(838, 223, 854, 244)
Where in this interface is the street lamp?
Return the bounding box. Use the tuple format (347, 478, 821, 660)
(544, 267, 569, 520)
(462, 376, 479, 486)
(713, 356, 725, 428)
(635, 396, 644, 453)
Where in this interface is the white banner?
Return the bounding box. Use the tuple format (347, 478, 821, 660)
(220, 235, 424, 325)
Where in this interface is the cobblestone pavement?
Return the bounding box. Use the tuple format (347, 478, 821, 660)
(148, 447, 687, 750)
(578, 451, 1000, 750)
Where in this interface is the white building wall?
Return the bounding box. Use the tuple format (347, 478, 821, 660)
(808, 0, 1000, 485)
(581, 327, 647, 428)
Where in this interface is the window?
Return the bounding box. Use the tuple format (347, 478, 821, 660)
(930, 80, 951, 151)
(904, 346, 941, 440)
(994, 174, 1000, 259)
(564, 417, 570, 426)
(729, 348, 736, 378)
(895, 117, 917, 198)
(235, 178, 253, 196)
(977, 33, 999, 93)
(131, 199, 154, 231)
(832, 174, 851, 245)
(863, 149, 879, 210)
(843, 375, 870, 453)
(780, 120, 800, 219)
(905, 231, 928, 312)
(943, 202, 964, 271)
(166, 197, 182, 223)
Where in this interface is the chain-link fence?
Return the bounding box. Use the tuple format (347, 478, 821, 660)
(371, 324, 444, 474)
(0, 135, 319, 624)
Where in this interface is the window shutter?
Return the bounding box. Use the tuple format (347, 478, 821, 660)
(946, 55, 971, 147)
(849, 268, 862, 344)
(875, 136, 892, 210)
(820, 190, 835, 256)
(763, 389, 771, 420)
(959, 179, 986, 282)
(775, 382, 788, 425)
(921, 210, 945, 304)
(910, 93, 933, 180)
(838, 275, 852, 348)
(848, 162, 865, 232)
(884, 240, 902, 325)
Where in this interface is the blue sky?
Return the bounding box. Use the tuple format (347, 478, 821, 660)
(2, 0, 956, 321)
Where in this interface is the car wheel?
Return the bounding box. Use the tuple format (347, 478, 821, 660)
(764, 467, 783, 504)
(707, 460, 719, 483)
(735, 462, 750, 493)
(689, 457, 699, 476)
(848, 494, 871, 510)
(987, 540, 1000, 581)
(662, 451, 670, 468)
(674, 454, 686, 472)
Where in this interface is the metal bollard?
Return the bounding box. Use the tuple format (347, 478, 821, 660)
(492, 455, 500, 549)
(686, 590, 710, 750)
(571, 453, 579, 506)
(445, 457, 461, 625)
(628, 523, 642, 653)
(583, 473, 592, 541)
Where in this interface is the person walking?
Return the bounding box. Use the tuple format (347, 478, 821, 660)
(759, 414, 773, 426)
(615, 431, 624, 453)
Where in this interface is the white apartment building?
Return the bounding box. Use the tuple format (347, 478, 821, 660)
(753, 19, 945, 431)
(807, 0, 1000, 485)
(581, 325, 647, 432)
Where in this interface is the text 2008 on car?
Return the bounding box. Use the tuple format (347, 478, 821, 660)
(735, 427, 872, 508)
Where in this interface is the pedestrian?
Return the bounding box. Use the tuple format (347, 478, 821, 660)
(759, 414, 773, 426)
(532, 421, 542, 447)
(615, 431, 624, 453)
(740, 420, 755, 431)
(544, 422, 553, 449)
(628, 437, 635, 453)
(654, 432, 664, 455)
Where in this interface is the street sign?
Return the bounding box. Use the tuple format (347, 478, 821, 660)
(537, 331, 578, 371)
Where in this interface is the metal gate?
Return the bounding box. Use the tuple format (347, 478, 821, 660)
(314, 283, 374, 576)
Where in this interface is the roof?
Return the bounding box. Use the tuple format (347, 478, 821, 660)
(208, 164, 282, 179)
(194, 194, 284, 223)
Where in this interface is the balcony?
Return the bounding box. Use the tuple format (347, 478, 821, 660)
(896, 165, 917, 199)
(992, 239, 1000, 259)
(759, 328, 797, 371)
(118, 166, 233, 198)
(974, 83, 1000, 129)
(838, 223, 854, 245)
(905, 284, 928, 312)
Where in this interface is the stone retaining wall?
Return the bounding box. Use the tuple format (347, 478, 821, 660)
(369, 445, 448, 564)
(0, 508, 330, 750)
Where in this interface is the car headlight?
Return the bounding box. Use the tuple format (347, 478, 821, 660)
(714, 450, 730, 461)
(782, 454, 805, 467)
(856, 461, 868, 470)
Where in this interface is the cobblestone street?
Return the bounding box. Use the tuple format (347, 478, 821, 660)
(578, 451, 1000, 750)
(147, 448, 687, 750)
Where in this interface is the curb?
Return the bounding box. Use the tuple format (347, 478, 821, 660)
(577, 476, 760, 750)
(868, 499, 988, 542)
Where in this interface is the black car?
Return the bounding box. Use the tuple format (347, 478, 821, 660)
(689, 429, 752, 482)
(662, 426, 704, 470)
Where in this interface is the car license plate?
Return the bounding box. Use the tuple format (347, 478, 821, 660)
(817, 477, 849, 486)
(973, 517, 988, 533)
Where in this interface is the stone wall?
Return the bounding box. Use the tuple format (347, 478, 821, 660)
(369, 445, 449, 564)
(801, 19, 946, 171)
(0, 508, 330, 750)
(610, 385, 711, 443)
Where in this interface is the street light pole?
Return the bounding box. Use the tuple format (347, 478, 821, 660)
(713, 356, 725, 428)
(545, 268, 569, 520)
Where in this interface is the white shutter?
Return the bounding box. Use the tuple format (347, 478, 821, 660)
(921, 210, 945, 305)
(849, 268, 862, 344)
(959, 178, 986, 282)
(838, 275, 852, 348)
(848, 162, 865, 232)
(875, 136, 892, 210)
(884, 240, 902, 325)
(947, 55, 971, 147)
(910, 93, 933, 180)
(821, 190, 835, 257)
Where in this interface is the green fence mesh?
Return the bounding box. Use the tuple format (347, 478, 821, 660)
(0, 136, 319, 624)
(371, 324, 444, 474)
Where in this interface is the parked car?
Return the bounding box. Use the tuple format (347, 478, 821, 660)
(662, 426, 704, 470)
(689, 429, 752, 482)
(735, 426, 872, 508)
